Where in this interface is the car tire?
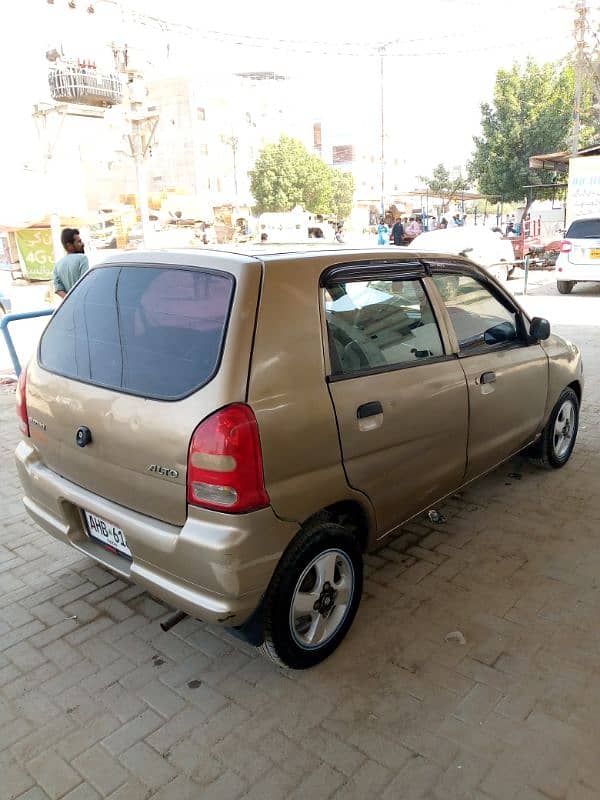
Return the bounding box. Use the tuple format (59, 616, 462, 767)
(258, 521, 363, 669)
(557, 281, 575, 294)
(528, 387, 579, 469)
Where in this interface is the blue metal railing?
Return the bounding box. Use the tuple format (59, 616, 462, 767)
(0, 310, 54, 377)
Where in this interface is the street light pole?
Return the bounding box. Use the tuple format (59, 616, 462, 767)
(379, 46, 385, 218)
(378, 38, 404, 220)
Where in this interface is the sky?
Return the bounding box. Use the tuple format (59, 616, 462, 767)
(0, 0, 579, 209)
(124, 0, 576, 181)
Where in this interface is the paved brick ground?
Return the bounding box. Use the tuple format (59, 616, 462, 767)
(2, 279, 600, 799)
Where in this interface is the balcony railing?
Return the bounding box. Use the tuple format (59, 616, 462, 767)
(49, 65, 123, 108)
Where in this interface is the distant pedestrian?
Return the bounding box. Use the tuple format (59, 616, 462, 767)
(428, 216, 438, 231)
(439, 218, 448, 229)
(405, 217, 421, 240)
(53, 228, 89, 298)
(377, 218, 389, 245)
(390, 217, 405, 246)
(260, 232, 268, 242)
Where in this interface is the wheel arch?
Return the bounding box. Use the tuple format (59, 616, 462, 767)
(299, 499, 371, 553)
(568, 379, 582, 404)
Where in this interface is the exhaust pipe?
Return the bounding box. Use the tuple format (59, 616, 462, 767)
(160, 610, 187, 632)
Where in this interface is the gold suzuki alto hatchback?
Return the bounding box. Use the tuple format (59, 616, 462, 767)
(15, 249, 583, 668)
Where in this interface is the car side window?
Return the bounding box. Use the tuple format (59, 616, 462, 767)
(324, 278, 444, 377)
(432, 273, 520, 353)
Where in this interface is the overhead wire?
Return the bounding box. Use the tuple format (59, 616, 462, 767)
(126, 23, 568, 58)
(96, 0, 570, 59)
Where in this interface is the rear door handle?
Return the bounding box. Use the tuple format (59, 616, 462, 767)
(480, 371, 496, 385)
(357, 401, 383, 419)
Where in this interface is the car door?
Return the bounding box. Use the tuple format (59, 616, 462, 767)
(323, 264, 469, 538)
(430, 268, 548, 481)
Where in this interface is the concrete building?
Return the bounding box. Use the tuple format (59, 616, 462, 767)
(315, 118, 412, 227)
(144, 71, 315, 210)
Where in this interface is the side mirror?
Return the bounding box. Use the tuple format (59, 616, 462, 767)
(484, 321, 517, 344)
(530, 317, 550, 341)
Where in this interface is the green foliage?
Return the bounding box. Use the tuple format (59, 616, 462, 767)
(417, 163, 469, 211)
(469, 59, 596, 203)
(330, 169, 355, 221)
(249, 136, 355, 219)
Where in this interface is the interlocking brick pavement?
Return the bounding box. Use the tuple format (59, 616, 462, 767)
(2, 284, 600, 799)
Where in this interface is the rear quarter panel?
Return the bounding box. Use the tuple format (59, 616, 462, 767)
(247, 254, 376, 537)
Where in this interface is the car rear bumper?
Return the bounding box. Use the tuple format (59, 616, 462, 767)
(15, 440, 298, 627)
(556, 263, 600, 282)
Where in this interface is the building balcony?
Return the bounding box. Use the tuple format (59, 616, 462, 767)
(49, 65, 123, 108)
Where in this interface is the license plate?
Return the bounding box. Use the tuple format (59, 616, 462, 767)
(590, 248, 600, 259)
(84, 511, 132, 558)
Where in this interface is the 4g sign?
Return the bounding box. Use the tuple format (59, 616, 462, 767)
(15, 228, 55, 280)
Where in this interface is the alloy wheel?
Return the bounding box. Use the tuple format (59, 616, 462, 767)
(289, 549, 354, 649)
(553, 399, 576, 460)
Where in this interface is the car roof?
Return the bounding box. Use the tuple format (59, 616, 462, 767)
(95, 248, 262, 269)
(94, 246, 485, 276)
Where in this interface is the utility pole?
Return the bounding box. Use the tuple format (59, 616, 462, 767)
(572, 0, 588, 155)
(32, 105, 69, 262)
(127, 89, 158, 247)
(221, 135, 239, 199)
(232, 136, 239, 198)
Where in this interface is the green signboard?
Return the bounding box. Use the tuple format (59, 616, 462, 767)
(15, 228, 55, 280)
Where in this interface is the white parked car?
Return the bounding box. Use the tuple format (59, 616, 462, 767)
(408, 226, 515, 281)
(555, 216, 600, 294)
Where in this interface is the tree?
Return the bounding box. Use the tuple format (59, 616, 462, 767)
(469, 59, 596, 213)
(417, 163, 469, 213)
(250, 136, 333, 215)
(329, 169, 355, 221)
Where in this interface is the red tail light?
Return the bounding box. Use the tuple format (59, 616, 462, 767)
(187, 404, 269, 513)
(560, 240, 572, 253)
(16, 366, 30, 437)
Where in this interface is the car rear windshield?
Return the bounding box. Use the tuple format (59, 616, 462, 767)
(565, 218, 600, 239)
(39, 265, 234, 400)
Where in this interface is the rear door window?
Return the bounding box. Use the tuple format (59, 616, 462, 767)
(566, 218, 600, 238)
(40, 265, 234, 400)
(325, 277, 444, 376)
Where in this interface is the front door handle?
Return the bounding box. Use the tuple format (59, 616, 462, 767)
(357, 401, 383, 419)
(480, 371, 496, 385)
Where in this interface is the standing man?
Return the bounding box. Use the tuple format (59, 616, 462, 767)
(53, 228, 89, 298)
(390, 217, 405, 246)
